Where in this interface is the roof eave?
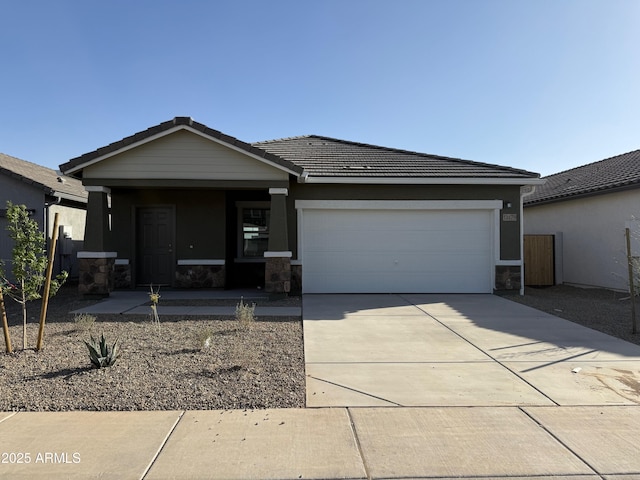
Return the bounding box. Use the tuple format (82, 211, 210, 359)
(300, 176, 546, 185)
(525, 181, 640, 207)
(49, 191, 88, 204)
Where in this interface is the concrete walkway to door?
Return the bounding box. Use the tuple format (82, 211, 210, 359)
(303, 293, 640, 407)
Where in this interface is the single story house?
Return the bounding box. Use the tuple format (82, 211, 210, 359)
(524, 149, 640, 291)
(59, 117, 543, 296)
(0, 153, 88, 280)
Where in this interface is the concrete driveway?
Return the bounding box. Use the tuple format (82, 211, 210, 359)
(303, 294, 640, 407)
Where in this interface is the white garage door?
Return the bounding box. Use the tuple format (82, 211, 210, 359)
(300, 207, 494, 293)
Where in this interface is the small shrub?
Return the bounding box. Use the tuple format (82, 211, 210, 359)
(235, 297, 256, 328)
(195, 327, 215, 351)
(149, 284, 161, 330)
(84, 333, 119, 368)
(73, 313, 96, 331)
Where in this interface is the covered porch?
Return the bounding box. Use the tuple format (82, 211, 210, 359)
(79, 184, 294, 297)
(60, 117, 303, 298)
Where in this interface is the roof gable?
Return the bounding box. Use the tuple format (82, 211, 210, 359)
(0, 153, 87, 202)
(60, 117, 304, 178)
(525, 149, 640, 205)
(82, 129, 290, 182)
(254, 135, 541, 184)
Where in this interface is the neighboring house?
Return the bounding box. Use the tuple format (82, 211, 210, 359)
(0, 153, 88, 280)
(524, 149, 640, 291)
(59, 117, 542, 296)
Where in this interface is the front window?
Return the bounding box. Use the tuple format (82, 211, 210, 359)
(240, 206, 270, 258)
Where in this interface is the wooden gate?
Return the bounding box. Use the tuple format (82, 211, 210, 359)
(524, 235, 554, 286)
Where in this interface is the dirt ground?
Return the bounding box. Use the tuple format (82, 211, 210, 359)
(504, 284, 640, 345)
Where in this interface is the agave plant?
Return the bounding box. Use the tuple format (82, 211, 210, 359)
(84, 333, 120, 368)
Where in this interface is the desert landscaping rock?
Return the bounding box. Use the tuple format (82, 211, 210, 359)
(0, 287, 304, 412)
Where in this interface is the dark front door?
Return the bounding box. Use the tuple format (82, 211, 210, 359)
(136, 207, 174, 286)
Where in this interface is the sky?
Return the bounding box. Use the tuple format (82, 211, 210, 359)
(1, 0, 639, 177)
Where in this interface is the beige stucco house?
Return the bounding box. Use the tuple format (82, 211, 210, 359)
(524, 149, 640, 291)
(0, 153, 87, 280)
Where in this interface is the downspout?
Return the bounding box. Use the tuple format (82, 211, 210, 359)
(519, 185, 537, 295)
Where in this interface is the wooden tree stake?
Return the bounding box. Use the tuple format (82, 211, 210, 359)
(36, 212, 60, 351)
(0, 287, 12, 354)
(626, 227, 637, 334)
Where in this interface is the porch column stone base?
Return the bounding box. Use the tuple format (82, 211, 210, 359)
(176, 264, 225, 288)
(78, 252, 117, 297)
(494, 265, 521, 293)
(264, 253, 291, 296)
(114, 262, 132, 289)
(290, 264, 302, 295)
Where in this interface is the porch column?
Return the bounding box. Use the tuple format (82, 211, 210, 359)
(264, 188, 291, 296)
(84, 187, 111, 251)
(78, 187, 116, 297)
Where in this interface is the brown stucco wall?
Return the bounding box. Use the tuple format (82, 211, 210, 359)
(110, 188, 225, 260)
(287, 183, 522, 260)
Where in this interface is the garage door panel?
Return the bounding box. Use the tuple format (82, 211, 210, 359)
(305, 251, 489, 271)
(305, 212, 487, 231)
(301, 208, 493, 293)
(305, 233, 489, 253)
(304, 271, 490, 294)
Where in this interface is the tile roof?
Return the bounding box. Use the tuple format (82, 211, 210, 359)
(525, 149, 640, 205)
(0, 153, 87, 202)
(254, 135, 539, 179)
(60, 117, 304, 177)
(59, 117, 540, 182)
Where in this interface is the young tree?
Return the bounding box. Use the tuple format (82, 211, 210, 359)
(0, 202, 67, 349)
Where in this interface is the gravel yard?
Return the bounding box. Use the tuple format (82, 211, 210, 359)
(505, 284, 640, 345)
(0, 286, 304, 412)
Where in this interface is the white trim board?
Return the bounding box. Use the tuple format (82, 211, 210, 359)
(295, 200, 503, 210)
(77, 251, 117, 258)
(264, 251, 292, 258)
(177, 259, 225, 266)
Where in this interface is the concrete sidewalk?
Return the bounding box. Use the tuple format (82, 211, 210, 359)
(72, 289, 301, 317)
(2, 406, 640, 478)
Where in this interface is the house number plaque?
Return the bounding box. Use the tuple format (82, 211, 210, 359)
(502, 213, 518, 222)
